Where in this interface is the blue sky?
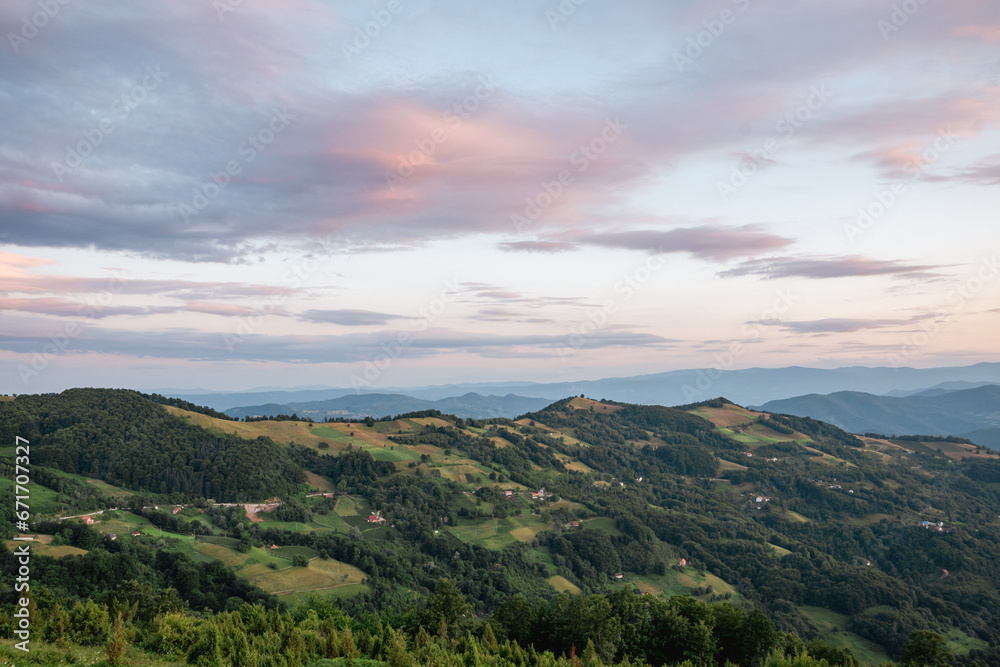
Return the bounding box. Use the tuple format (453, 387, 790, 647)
(1, 0, 999, 392)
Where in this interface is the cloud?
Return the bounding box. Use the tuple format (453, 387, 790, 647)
(298, 309, 403, 326)
(572, 225, 794, 261)
(749, 317, 925, 334)
(0, 325, 676, 364)
(720, 256, 944, 280)
(0, 296, 178, 319)
(2, 1, 997, 263)
(498, 241, 577, 254)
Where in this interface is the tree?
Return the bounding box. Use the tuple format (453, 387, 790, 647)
(187, 623, 223, 667)
(421, 578, 472, 636)
(901, 630, 951, 667)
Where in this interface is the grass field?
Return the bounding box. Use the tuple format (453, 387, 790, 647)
(799, 606, 891, 664)
(312, 511, 354, 532)
(243, 557, 368, 597)
(304, 470, 335, 492)
(687, 404, 759, 428)
(766, 542, 793, 557)
(335, 495, 362, 516)
(547, 575, 581, 594)
(943, 626, 989, 656)
(4, 535, 88, 559)
(0, 477, 63, 515)
(584, 516, 622, 536)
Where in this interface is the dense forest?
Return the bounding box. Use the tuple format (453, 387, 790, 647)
(3, 389, 1000, 665)
(0, 389, 304, 501)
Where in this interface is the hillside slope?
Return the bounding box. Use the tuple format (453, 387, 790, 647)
(758, 385, 1000, 444)
(4, 390, 1000, 663)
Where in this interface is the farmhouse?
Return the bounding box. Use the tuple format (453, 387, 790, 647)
(82, 516, 94, 525)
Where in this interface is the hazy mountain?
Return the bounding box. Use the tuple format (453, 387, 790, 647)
(223, 392, 553, 420)
(883, 380, 1000, 398)
(757, 384, 1000, 446)
(169, 362, 1000, 412)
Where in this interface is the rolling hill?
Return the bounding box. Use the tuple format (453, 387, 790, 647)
(757, 384, 1000, 446)
(223, 391, 553, 420)
(4, 389, 1000, 664)
(164, 362, 1000, 413)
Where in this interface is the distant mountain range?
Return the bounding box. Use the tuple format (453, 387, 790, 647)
(757, 384, 1000, 448)
(222, 392, 553, 420)
(161, 362, 1000, 415)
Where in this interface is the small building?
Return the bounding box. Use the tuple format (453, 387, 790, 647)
(270, 544, 279, 550)
(172, 507, 182, 514)
(367, 510, 387, 524)
(82, 516, 94, 525)
(109, 534, 117, 541)
(132, 530, 141, 537)
(613, 572, 624, 580)
(678, 558, 687, 567)
(571, 521, 580, 527)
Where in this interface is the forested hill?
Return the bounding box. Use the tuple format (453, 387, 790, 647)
(0, 388, 304, 501)
(4, 391, 1000, 664)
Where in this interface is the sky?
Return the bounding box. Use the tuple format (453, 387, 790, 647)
(1, 0, 999, 393)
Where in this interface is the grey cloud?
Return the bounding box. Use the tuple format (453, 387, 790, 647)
(719, 256, 943, 280)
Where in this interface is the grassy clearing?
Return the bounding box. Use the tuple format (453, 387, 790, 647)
(312, 512, 353, 533)
(781, 510, 811, 523)
(687, 404, 758, 428)
(943, 627, 989, 656)
(5, 536, 88, 559)
(799, 606, 891, 664)
(766, 543, 793, 557)
(335, 495, 363, 516)
(584, 516, 622, 536)
(547, 575, 581, 594)
(304, 470, 335, 492)
(0, 477, 63, 515)
(272, 545, 321, 561)
(243, 557, 367, 597)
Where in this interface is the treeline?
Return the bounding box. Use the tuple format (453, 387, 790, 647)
(0, 389, 305, 502)
(143, 392, 237, 420)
